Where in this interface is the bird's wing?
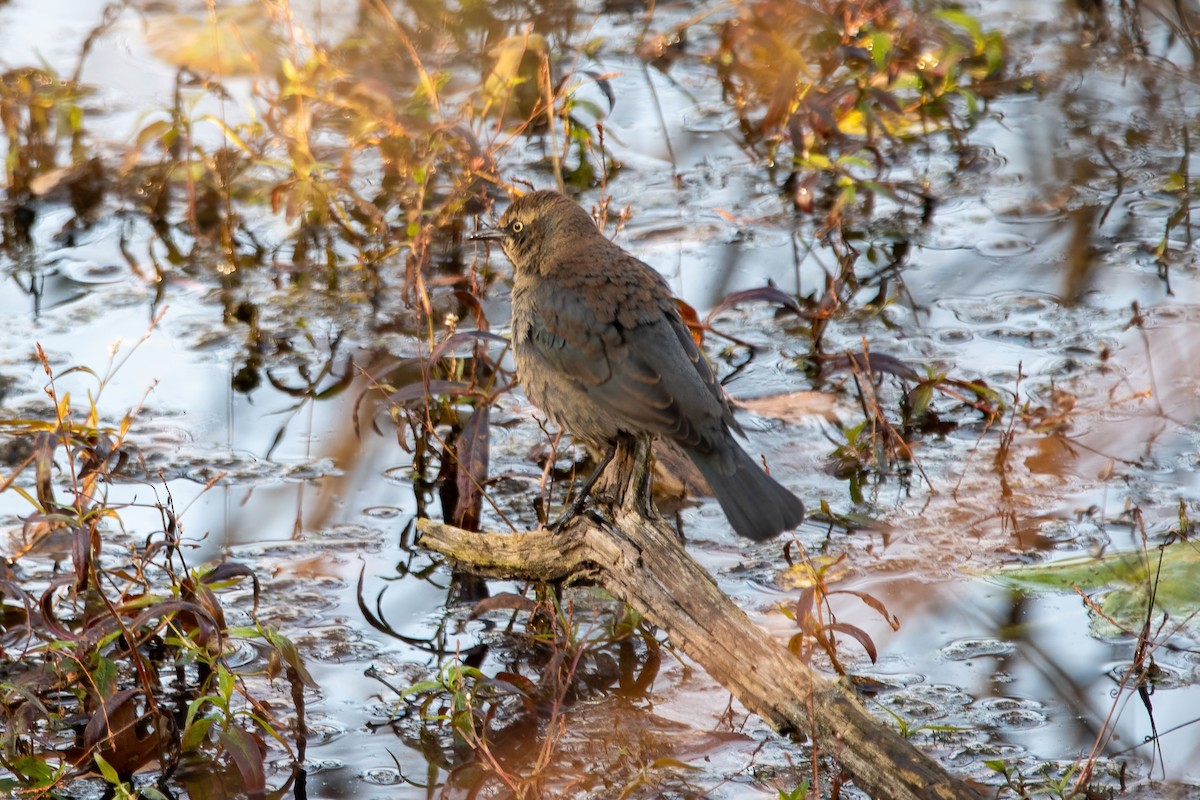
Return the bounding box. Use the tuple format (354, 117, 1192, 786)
(522, 284, 618, 388)
(524, 273, 737, 451)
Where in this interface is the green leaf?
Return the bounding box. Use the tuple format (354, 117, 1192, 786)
(6, 756, 61, 787)
(219, 726, 266, 793)
(184, 694, 224, 733)
(401, 679, 446, 698)
(779, 778, 811, 799)
(94, 753, 121, 785)
(92, 657, 120, 699)
(870, 31, 892, 71)
(182, 715, 216, 752)
(908, 383, 934, 420)
(984, 35, 1006, 75)
(995, 544, 1200, 635)
(265, 629, 318, 688)
(803, 152, 832, 170)
(135, 119, 175, 148)
(935, 9, 984, 49)
(225, 626, 261, 638)
(835, 154, 873, 171)
(959, 88, 980, 118)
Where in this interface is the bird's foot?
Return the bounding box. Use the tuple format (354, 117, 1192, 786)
(547, 489, 618, 532)
(547, 446, 617, 532)
(547, 496, 587, 532)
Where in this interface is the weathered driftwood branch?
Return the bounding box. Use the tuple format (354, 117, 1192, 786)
(417, 443, 984, 800)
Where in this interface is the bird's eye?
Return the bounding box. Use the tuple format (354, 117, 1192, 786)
(511, 221, 524, 234)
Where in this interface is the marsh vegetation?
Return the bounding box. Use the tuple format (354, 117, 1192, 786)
(0, 0, 1198, 797)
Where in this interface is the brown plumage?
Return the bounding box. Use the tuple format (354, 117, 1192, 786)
(473, 190, 804, 541)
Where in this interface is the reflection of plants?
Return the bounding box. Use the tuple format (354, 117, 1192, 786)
(0, 67, 90, 198)
(359, 329, 513, 529)
(385, 592, 663, 796)
(828, 419, 876, 502)
(997, 538, 1200, 637)
(995, 504, 1199, 796)
(0, 65, 105, 250)
(716, 0, 1004, 209)
(479, 29, 618, 189)
(83, 1, 493, 299)
(113, 1, 618, 290)
(704, 0, 1010, 309)
(1158, 130, 1195, 263)
(819, 349, 1002, 501)
(0, 342, 313, 797)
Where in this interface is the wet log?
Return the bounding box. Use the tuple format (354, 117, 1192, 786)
(416, 442, 985, 800)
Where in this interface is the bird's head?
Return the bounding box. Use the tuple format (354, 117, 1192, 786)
(470, 190, 597, 274)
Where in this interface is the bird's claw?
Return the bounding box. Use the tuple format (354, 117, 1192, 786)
(547, 491, 617, 532)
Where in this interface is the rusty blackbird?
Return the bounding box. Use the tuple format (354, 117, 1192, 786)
(473, 190, 804, 541)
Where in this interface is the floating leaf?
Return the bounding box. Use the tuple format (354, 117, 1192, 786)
(736, 391, 839, 424)
(995, 544, 1200, 636)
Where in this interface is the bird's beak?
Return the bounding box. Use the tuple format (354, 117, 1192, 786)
(469, 225, 507, 242)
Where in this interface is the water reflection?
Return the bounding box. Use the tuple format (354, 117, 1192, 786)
(2, 0, 1200, 795)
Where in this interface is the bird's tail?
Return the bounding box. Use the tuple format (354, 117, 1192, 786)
(689, 443, 804, 542)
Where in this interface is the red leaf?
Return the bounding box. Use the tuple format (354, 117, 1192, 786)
(452, 404, 490, 530)
(706, 286, 804, 322)
(218, 726, 266, 794)
(825, 621, 879, 663)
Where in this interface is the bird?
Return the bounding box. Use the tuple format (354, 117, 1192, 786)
(471, 190, 804, 541)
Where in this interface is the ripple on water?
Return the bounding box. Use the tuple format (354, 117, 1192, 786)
(223, 638, 265, 670)
(1126, 196, 1179, 217)
(1062, 94, 1116, 120)
(294, 716, 347, 747)
(944, 740, 1026, 770)
(57, 259, 129, 285)
(880, 682, 974, 722)
(360, 767, 404, 786)
(938, 295, 1010, 325)
(1108, 661, 1192, 691)
(940, 637, 1018, 660)
(974, 235, 1036, 258)
(682, 105, 739, 133)
(282, 458, 343, 481)
(960, 144, 1009, 176)
(937, 294, 1068, 353)
(295, 624, 380, 664)
(980, 325, 1059, 347)
(974, 696, 1048, 731)
(990, 204, 1069, 224)
(936, 328, 974, 344)
(362, 505, 403, 519)
(183, 450, 286, 485)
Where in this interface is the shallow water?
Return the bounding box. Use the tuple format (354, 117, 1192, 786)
(2, 0, 1200, 797)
